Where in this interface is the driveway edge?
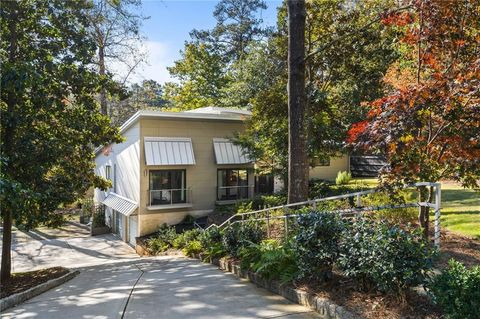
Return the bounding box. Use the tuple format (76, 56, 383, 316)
(0, 270, 80, 312)
(195, 255, 360, 319)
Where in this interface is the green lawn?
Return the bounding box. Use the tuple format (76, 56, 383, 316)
(350, 178, 480, 239)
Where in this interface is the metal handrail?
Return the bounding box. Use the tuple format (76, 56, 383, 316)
(206, 181, 442, 248)
(148, 188, 192, 206)
(217, 185, 253, 201)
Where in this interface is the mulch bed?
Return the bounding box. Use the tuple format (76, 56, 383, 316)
(0, 266, 69, 299)
(295, 274, 442, 319)
(435, 229, 480, 269)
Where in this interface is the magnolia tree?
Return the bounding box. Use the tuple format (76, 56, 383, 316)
(348, 0, 480, 236)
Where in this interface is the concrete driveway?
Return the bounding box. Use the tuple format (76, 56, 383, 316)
(2, 223, 319, 319)
(3, 223, 138, 272)
(2, 257, 319, 319)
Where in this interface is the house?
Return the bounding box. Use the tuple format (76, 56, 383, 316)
(94, 107, 349, 245)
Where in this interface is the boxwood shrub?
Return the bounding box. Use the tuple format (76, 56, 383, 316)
(222, 222, 263, 258)
(294, 212, 344, 281)
(338, 218, 435, 295)
(428, 259, 480, 319)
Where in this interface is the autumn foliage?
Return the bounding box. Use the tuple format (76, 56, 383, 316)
(349, 0, 480, 189)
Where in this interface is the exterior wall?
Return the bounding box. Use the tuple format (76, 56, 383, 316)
(273, 155, 350, 193)
(138, 118, 253, 236)
(309, 155, 350, 181)
(94, 123, 140, 242)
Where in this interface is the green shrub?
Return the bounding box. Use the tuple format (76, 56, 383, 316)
(92, 205, 106, 228)
(338, 218, 435, 295)
(249, 239, 298, 283)
(173, 228, 202, 249)
(222, 222, 263, 258)
(363, 191, 417, 224)
(200, 227, 223, 247)
(251, 195, 286, 209)
(335, 171, 352, 185)
(428, 259, 480, 319)
(199, 227, 226, 260)
(182, 240, 203, 257)
(308, 179, 333, 198)
(294, 212, 344, 281)
(146, 224, 177, 254)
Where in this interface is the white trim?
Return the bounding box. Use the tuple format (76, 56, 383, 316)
(147, 203, 193, 211)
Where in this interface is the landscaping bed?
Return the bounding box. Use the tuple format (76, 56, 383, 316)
(296, 275, 442, 319)
(0, 266, 69, 299)
(436, 229, 480, 269)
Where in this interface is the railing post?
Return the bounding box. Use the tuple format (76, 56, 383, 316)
(266, 207, 270, 238)
(434, 183, 442, 249)
(283, 205, 288, 238)
(312, 200, 317, 210)
(356, 194, 362, 207)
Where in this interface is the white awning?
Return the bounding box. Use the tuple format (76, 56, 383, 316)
(213, 138, 252, 165)
(102, 192, 138, 216)
(144, 137, 196, 166)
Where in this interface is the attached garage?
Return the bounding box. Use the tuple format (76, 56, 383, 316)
(102, 192, 138, 242)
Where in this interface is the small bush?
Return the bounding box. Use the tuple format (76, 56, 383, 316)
(294, 212, 344, 281)
(146, 224, 177, 254)
(363, 191, 417, 224)
(173, 228, 202, 249)
(222, 222, 263, 258)
(92, 205, 106, 228)
(428, 259, 480, 319)
(182, 240, 203, 257)
(250, 240, 298, 283)
(199, 227, 226, 260)
(335, 171, 352, 185)
(338, 218, 435, 295)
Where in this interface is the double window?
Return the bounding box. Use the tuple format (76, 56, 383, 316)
(217, 169, 250, 201)
(149, 170, 186, 205)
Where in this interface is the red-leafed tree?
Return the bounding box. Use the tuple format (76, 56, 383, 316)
(348, 0, 480, 237)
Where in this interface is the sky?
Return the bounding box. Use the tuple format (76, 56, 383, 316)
(128, 0, 282, 85)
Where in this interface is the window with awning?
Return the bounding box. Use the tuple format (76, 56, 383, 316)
(213, 138, 252, 165)
(144, 137, 196, 166)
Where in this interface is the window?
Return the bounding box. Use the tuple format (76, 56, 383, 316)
(311, 157, 330, 167)
(255, 174, 274, 195)
(149, 170, 186, 205)
(217, 169, 250, 201)
(105, 165, 112, 181)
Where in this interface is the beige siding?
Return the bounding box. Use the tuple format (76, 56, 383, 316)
(138, 118, 253, 236)
(309, 155, 350, 181)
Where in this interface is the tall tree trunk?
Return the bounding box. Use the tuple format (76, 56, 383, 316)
(99, 45, 108, 115)
(1, 209, 13, 283)
(1, 2, 18, 283)
(287, 0, 308, 203)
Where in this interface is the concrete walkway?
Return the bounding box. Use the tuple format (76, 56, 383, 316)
(2, 257, 320, 319)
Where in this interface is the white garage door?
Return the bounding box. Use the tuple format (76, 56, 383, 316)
(129, 215, 138, 247)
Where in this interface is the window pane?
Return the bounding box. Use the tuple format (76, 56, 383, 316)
(149, 170, 186, 205)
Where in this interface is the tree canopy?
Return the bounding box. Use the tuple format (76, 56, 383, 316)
(0, 0, 122, 282)
(348, 0, 480, 189)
